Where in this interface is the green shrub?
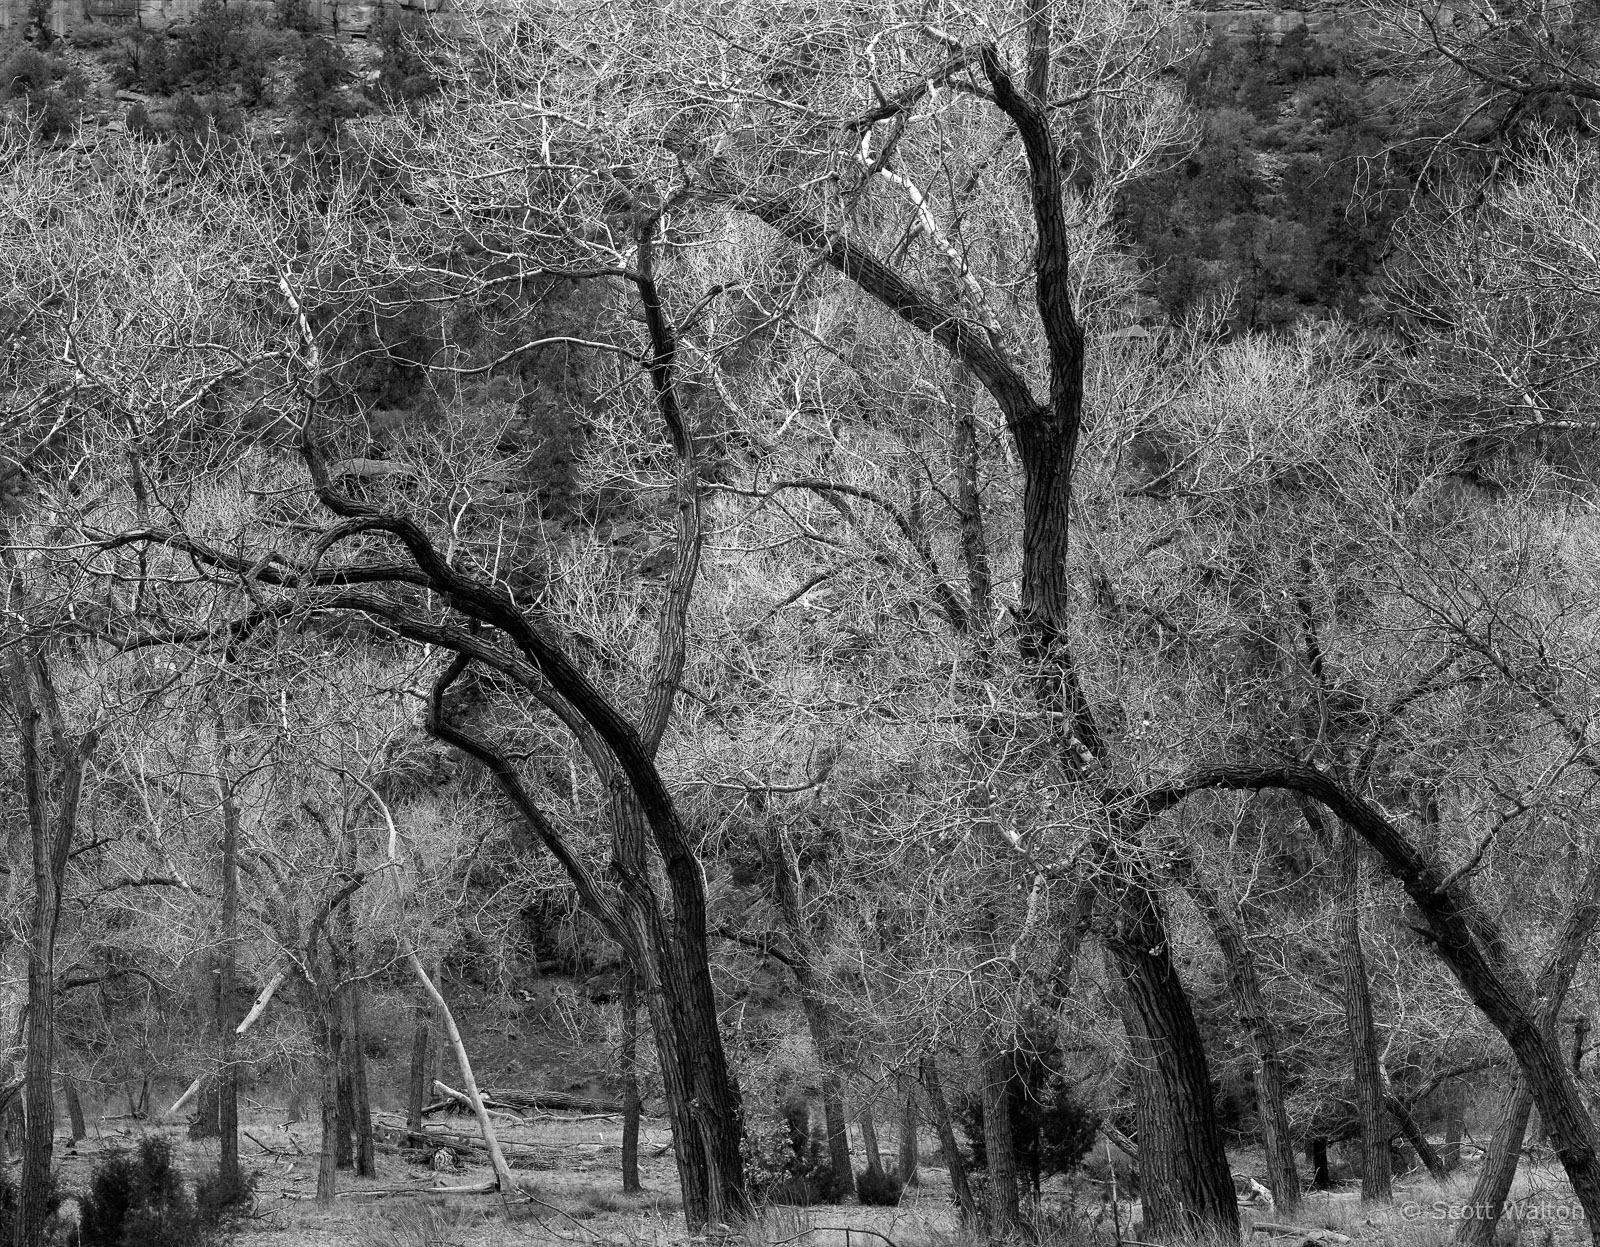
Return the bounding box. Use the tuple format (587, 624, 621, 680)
(0, 46, 55, 98)
(743, 1099, 847, 1206)
(80, 1135, 211, 1247)
(855, 1167, 903, 1206)
(195, 1164, 255, 1219)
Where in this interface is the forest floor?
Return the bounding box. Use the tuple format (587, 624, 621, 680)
(33, 1106, 1596, 1247)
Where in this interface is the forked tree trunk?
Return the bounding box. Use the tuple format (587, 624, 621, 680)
(620, 968, 642, 1194)
(980, 1050, 1028, 1241)
(922, 1056, 978, 1226)
(1336, 819, 1392, 1203)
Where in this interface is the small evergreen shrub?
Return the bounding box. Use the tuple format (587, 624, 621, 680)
(80, 1136, 211, 1247)
(195, 1164, 255, 1219)
(743, 1099, 846, 1206)
(855, 1167, 903, 1206)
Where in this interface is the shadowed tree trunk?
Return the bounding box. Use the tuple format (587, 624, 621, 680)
(1442, 1083, 1464, 1173)
(1387, 1093, 1446, 1180)
(1336, 818, 1392, 1203)
(347, 981, 375, 1178)
(620, 968, 641, 1194)
(1177, 843, 1301, 1212)
(11, 650, 95, 1247)
(63, 1078, 85, 1143)
(922, 1056, 978, 1225)
(406, 985, 434, 1134)
(1308, 1137, 1332, 1189)
(980, 1050, 1028, 1241)
(898, 1086, 919, 1186)
(859, 1101, 884, 1180)
(1107, 887, 1241, 1238)
(217, 738, 241, 1197)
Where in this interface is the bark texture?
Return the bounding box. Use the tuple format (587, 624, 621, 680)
(1337, 819, 1392, 1202)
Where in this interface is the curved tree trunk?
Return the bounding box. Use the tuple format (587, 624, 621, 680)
(1180, 847, 1301, 1212)
(1109, 889, 1241, 1241)
(1456, 1079, 1532, 1247)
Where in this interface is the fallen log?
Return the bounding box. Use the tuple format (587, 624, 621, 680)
(374, 1123, 562, 1168)
(1250, 1224, 1353, 1244)
(431, 1079, 522, 1121)
(430, 1088, 624, 1115)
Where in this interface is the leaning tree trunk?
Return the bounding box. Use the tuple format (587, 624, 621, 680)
(922, 1056, 979, 1226)
(1387, 1093, 1446, 1180)
(1108, 886, 1241, 1241)
(1181, 849, 1302, 1212)
(1456, 1078, 1532, 1247)
(620, 968, 642, 1194)
(1337, 819, 1392, 1203)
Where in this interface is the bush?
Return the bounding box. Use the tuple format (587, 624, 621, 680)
(80, 1136, 212, 1247)
(855, 1167, 903, 1206)
(958, 1053, 1100, 1191)
(195, 1164, 255, 1219)
(0, 46, 55, 98)
(0, 1162, 70, 1244)
(743, 1099, 847, 1206)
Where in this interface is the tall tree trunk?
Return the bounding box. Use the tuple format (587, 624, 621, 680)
(334, 992, 354, 1170)
(1180, 847, 1301, 1212)
(921, 1056, 978, 1225)
(63, 1077, 84, 1143)
(859, 1100, 884, 1180)
(1442, 1083, 1464, 1174)
(12, 653, 91, 1247)
(347, 980, 375, 1178)
(1108, 891, 1240, 1240)
(406, 987, 433, 1134)
(980, 1050, 1029, 1241)
(1337, 819, 1392, 1203)
(898, 1086, 920, 1187)
(1307, 1137, 1332, 1189)
(620, 968, 642, 1194)
(316, 1006, 340, 1204)
(1456, 1080, 1532, 1247)
(217, 739, 241, 1197)
(798, 997, 855, 1199)
(770, 823, 855, 1199)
